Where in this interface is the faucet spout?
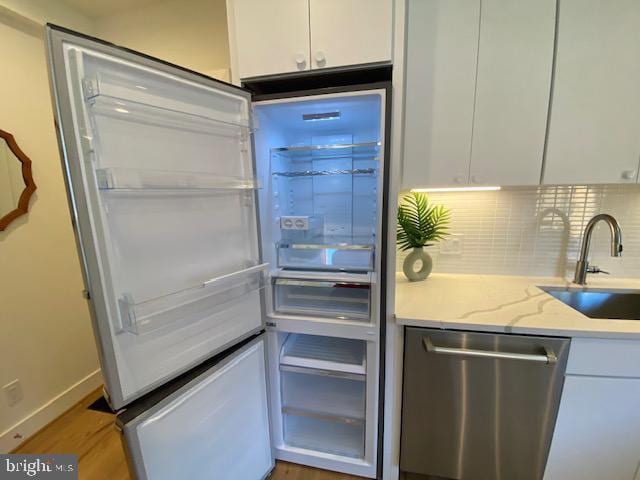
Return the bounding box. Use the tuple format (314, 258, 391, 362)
(574, 214, 623, 285)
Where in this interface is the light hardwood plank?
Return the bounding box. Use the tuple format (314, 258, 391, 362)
(13, 389, 362, 480)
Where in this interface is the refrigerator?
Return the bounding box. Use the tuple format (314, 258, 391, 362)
(46, 24, 389, 480)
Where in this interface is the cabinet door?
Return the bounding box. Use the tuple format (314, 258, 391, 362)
(543, 0, 640, 185)
(309, 0, 392, 70)
(228, 0, 310, 79)
(469, 0, 555, 186)
(544, 375, 640, 480)
(401, 0, 480, 188)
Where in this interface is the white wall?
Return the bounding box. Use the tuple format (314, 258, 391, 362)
(0, 0, 93, 32)
(94, 0, 230, 80)
(0, 3, 101, 453)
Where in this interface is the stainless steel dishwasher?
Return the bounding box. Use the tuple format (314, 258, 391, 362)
(401, 328, 570, 480)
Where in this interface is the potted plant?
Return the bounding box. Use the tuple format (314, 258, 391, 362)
(397, 192, 451, 281)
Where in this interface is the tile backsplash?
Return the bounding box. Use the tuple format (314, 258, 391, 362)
(397, 185, 640, 278)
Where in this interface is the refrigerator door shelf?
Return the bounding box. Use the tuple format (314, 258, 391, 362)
(83, 76, 254, 185)
(120, 263, 268, 335)
(83, 73, 251, 129)
(96, 167, 259, 191)
(87, 90, 253, 136)
(273, 278, 370, 321)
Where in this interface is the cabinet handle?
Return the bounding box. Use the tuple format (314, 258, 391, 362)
(622, 170, 636, 180)
(314, 50, 326, 66)
(295, 54, 306, 68)
(454, 175, 466, 184)
(422, 337, 557, 364)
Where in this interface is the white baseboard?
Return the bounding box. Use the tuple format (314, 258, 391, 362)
(0, 369, 103, 453)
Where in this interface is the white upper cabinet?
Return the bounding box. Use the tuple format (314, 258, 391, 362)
(402, 0, 555, 188)
(402, 0, 480, 188)
(227, 0, 392, 81)
(543, 0, 640, 185)
(227, 0, 311, 79)
(469, 0, 555, 186)
(309, 0, 392, 70)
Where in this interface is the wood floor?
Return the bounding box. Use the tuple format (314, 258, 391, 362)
(14, 388, 362, 480)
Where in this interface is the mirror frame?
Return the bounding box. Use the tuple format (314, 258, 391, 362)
(0, 129, 36, 231)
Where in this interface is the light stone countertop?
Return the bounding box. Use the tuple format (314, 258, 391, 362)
(395, 273, 640, 339)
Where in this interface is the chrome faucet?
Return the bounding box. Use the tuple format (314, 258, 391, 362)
(573, 214, 623, 285)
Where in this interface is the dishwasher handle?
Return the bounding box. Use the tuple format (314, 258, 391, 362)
(423, 337, 557, 364)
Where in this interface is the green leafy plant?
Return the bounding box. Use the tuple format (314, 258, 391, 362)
(397, 192, 451, 251)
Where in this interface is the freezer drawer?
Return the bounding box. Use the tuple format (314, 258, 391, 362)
(401, 328, 570, 480)
(273, 278, 371, 321)
(277, 239, 374, 272)
(283, 412, 365, 459)
(280, 367, 366, 421)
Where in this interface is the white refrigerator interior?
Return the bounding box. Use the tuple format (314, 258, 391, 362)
(253, 94, 382, 274)
(253, 93, 384, 477)
(48, 26, 385, 480)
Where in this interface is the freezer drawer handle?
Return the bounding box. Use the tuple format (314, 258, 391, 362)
(422, 337, 557, 364)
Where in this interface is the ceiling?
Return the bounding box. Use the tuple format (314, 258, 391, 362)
(62, 0, 166, 19)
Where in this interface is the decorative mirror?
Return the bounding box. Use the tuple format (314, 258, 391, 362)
(0, 129, 36, 231)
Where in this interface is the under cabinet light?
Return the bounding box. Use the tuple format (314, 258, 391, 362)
(410, 186, 501, 193)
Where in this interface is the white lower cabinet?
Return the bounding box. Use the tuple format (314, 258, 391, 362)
(544, 343, 640, 480)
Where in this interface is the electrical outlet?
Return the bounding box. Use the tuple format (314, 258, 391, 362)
(3, 379, 23, 406)
(440, 234, 464, 256)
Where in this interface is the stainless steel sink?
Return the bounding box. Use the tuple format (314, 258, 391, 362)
(541, 287, 640, 320)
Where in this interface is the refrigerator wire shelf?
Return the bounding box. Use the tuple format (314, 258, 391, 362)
(272, 168, 376, 178)
(271, 141, 380, 162)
